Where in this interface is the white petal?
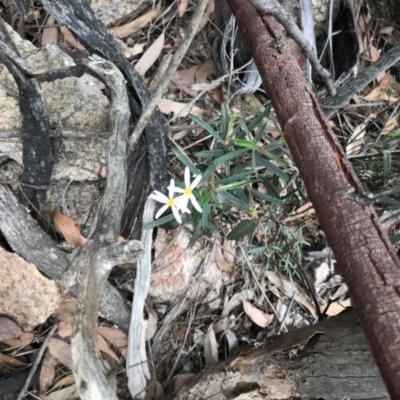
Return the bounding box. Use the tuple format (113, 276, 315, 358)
(170, 186, 184, 193)
(190, 195, 202, 213)
(168, 179, 175, 198)
(172, 206, 182, 224)
(190, 174, 202, 189)
(149, 191, 168, 204)
(184, 167, 191, 188)
(155, 204, 169, 219)
(175, 195, 189, 211)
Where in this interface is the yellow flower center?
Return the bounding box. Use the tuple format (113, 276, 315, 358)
(167, 198, 175, 207)
(183, 187, 192, 196)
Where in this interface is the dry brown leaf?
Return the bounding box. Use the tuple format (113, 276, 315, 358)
(97, 334, 119, 362)
(325, 298, 351, 316)
(378, 26, 394, 35)
(267, 271, 316, 318)
(381, 114, 398, 136)
(134, 31, 165, 76)
(40, 351, 58, 393)
(221, 289, 255, 316)
(48, 338, 72, 370)
(60, 27, 87, 53)
(0, 317, 34, 347)
(145, 300, 158, 341)
(366, 44, 380, 62)
(195, 0, 215, 35)
(57, 321, 72, 339)
(111, 2, 161, 39)
(0, 352, 26, 367)
(50, 374, 75, 391)
(362, 72, 399, 102)
(0, 248, 61, 330)
(53, 209, 87, 248)
(172, 60, 216, 97)
(42, 384, 78, 400)
(242, 300, 274, 328)
(98, 326, 127, 359)
(158, 99, 205, 117)
(346, 121, 367, 155)
(42, 16, 58, 45)
(178, 0, 189, 17)
(204, 325, 218, 367)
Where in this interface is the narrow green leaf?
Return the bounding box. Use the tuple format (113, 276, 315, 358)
(226, 219, 255, 240)
(383, 150, 392, 180)
(190, 114, 223, 141)
(233, 138, 258, 149)
(221, 102, 229, 140)
(217, 179, 254, 191)
(391, 233, 400, 244)
(218, 171, 253, 185)
(219, 191, 249, 208)
(201, 148, 248, 182)
(251, 189, 283, 205)
(199, 190, 212, 205)
(255, 152, 289, 181)
(260, 178, 281, 199)
(238, 119, 253, 141)
(144, 213, 176, 229)
(249, 246, 267, 254)
(194, 150, 225, 159)
(172, 148, 202, 175)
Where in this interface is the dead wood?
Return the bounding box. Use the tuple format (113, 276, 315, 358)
(172, 311, 388, 399)
(226, 0, 400, 397)
(61, 58, 143, 400)
(0, 184, 133, 332)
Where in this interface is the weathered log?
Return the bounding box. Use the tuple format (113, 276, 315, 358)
(173, 312, 388, 399)
(226, 0, 400, 397)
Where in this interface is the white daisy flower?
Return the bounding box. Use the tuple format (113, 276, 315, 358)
(171, 167, 202, 213)
(149, 179, 189, 224)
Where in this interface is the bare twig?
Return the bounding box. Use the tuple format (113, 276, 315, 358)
(248, 0, 336, 96)
(17, 325, 57, 400)
(127, 198, 155, 399)
(128, 0, 209, 151)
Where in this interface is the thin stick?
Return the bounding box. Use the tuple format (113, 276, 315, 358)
(17, 324, 57, 400)
(128, 0, 209, 151)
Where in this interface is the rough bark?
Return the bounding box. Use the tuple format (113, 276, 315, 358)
(173, 312, 388, 399)
(368, 0, 400, 24)
(226, 0, 400, 397)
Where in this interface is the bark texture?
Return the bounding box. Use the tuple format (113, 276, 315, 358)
(173, 312, 388, 399)
(226, 0, 400, 397)
(368, 0, 400, 24)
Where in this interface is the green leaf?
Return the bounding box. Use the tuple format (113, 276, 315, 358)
(391, 233, 400, 244)
(144, 213, 176, 229)
(172, 148, 202, 175)
(255, 152, 289, 181)
(233, 138, 258, 149)
(219, 191, 249, 208)
(221, 102, 229, 140)
(260, 178, 281, 199)
(190, 115, 223, 141)
(238, 119, 253, 141)
(383, 150, 392, 180)
(194, 150, 225, 159)
(249, 246, 267, 254)
(251, 189, 283, 205)
(201, 148, 248, 182)
(216, 179, 254, 191)
(218, 171, 253, 185)
(199, 190, 212, 205)
(226, 219, 255, 240)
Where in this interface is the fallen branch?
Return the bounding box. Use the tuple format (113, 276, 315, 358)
(227, 0, 400, 396)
